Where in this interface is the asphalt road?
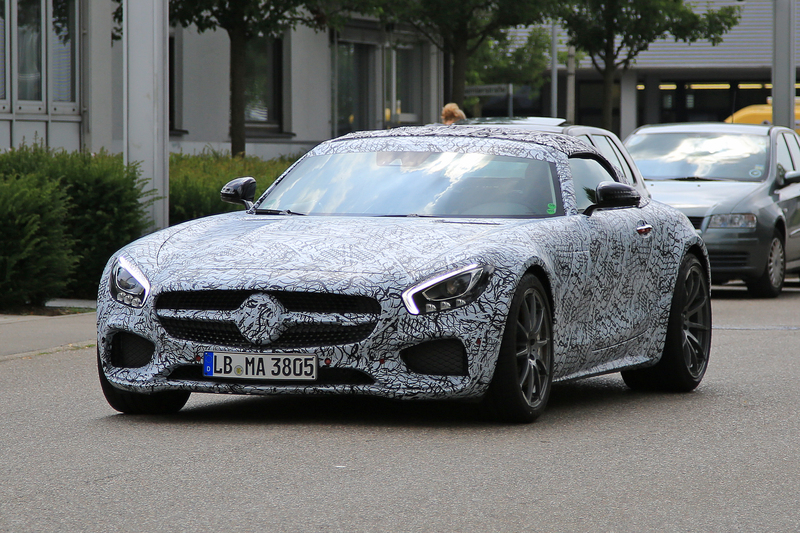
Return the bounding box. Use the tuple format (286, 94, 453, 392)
(1, 282, 799, 532)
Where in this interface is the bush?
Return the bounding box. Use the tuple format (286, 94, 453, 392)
(0, 144, 151, 304)
(169, 147, 299, 225)
(0, 174, 76, 307)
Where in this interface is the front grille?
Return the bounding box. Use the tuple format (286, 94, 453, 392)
(687, 216, 704, 230)
(110, 332, 155, 368)
(271, 291, 381, 314)
(159, 317, 249, 347)
(156, 290, 381, 349)
(709, 252, 749, 269)
(270, 323, 378, 348)
(156, 290, 381, 315)
(401, 339, 468, 376)
(157, 290, 252, 311)
(167, 364, 374, 385)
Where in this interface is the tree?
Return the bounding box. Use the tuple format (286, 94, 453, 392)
(170, 0, 375, 156)
(467, 28, 550, 89)
(379, 0, 555, 108)
(465, 28, 551, 115)
(555, 0, 741, 131)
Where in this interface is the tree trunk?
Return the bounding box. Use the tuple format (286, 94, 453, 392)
(601, 65, 616, 132)
(228, 29, 247, 157)
(450, 39, 468, 108)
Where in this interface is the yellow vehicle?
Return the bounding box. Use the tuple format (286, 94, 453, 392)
(725, 103, 800, 131)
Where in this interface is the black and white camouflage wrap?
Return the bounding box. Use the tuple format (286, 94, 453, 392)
(97, 126, 707, 401)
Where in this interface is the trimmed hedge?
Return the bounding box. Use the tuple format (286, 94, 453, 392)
(0, 174, 76, 307)
(0, 144, 301, 309)
(169, 148, 299, 225)
(0, 144, 151, 306)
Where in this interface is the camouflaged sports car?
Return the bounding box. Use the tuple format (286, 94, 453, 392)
(97, 125, 712, 422)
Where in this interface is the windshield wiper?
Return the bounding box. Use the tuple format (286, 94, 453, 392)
(254, 208, 306, 215)
(671, 176, 730, 182)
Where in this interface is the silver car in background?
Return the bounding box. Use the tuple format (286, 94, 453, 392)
(625, 123, 800, 297)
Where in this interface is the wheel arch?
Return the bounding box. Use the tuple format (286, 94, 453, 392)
(523, 264, 555, 322)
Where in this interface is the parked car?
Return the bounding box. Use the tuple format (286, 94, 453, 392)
(457, 116, 651, 198)
(625, 122, 800, 297)
(98, 125, 710, 423)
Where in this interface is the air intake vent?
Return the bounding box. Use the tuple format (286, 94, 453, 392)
(110, 332, 155, 368)
(401, 339, 468, 376)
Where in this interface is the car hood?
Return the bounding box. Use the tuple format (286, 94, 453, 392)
(645, 180, 763, 215)
(152, 213, 518, 285)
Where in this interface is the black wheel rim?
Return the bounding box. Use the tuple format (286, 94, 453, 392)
(681, 263, 711, 378)
(515, 287, 551, 408)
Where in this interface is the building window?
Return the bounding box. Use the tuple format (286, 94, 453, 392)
(394, 43, 421, 123)
(17, 0, 42, 102)
(2, 0, 79, 113)
(50, 0, 75, 104)
(337, 41, 371, 136)
(244, 35, 282, 134)
(0, 1, 8, 100)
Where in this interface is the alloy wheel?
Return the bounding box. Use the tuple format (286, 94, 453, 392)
(515, 287, 552, 407)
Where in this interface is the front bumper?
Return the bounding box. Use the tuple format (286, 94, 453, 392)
(699, 227, 771, 282)
(97, 287, 508, 401)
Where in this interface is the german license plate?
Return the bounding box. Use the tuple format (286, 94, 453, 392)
(203, 351, 317, 381)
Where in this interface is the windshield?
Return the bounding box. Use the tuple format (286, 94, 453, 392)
(256, 151, 563, 218)
(625, 132, 769, 182)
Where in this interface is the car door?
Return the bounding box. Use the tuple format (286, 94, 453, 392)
(779, 132, 800, 265)
(568, 156, 655, 359)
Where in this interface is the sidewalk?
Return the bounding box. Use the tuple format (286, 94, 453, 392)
(0, 299, 97, 359)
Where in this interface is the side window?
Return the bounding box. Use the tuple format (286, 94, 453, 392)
(593, 134, 637, 186)
(776, 134, 794, 182)
(569, 157, 615, 213)
(782, 133, 800, 170)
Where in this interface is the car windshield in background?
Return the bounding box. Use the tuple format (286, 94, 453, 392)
(625, 132, 769, 182)
(256, 151, 562, 218)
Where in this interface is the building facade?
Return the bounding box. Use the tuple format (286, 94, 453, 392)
(163, 16, 444, 161)
(9, 0, 797, 155)
(505, 0, 799, 138)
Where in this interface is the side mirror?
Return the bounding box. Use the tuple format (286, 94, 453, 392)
(784, 169, 800, 186)
(584, 181, 640, 216)
(221, 177, 257, 209)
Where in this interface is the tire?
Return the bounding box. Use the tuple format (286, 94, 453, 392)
(746, 232, 785, 298)
(486, 273, 554, 423)
(98, 350, 190, 415)
(621, 253, 712, 392)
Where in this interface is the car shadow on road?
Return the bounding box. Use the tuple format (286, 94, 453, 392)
(98, 374, 702, 429)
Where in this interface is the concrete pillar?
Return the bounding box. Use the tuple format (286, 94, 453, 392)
(123, 0, 169, 231)
(81, 0, 112, 153)
(620, 70, 638, 139)
(772, 0, 796, 129)
(644, 74, 661, 125)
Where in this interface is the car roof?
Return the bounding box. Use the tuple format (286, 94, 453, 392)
(459, 116, 569, 128)
(333, 124, 602, 158)
(629, 122, 776, 136)
(457, 116, 627, 138)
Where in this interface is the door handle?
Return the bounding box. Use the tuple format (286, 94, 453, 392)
(636, 224, 653, 235)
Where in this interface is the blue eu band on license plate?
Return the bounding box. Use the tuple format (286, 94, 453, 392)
(203, 351, 317, 381)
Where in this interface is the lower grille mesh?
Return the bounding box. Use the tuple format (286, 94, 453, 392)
(401, 339, 468, 376)
(110, 332, 155, 368)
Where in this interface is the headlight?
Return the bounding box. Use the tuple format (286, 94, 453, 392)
(109, 256, 150, 308)
(708, 214, 757, 229)
(402, 264, 493, 315)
